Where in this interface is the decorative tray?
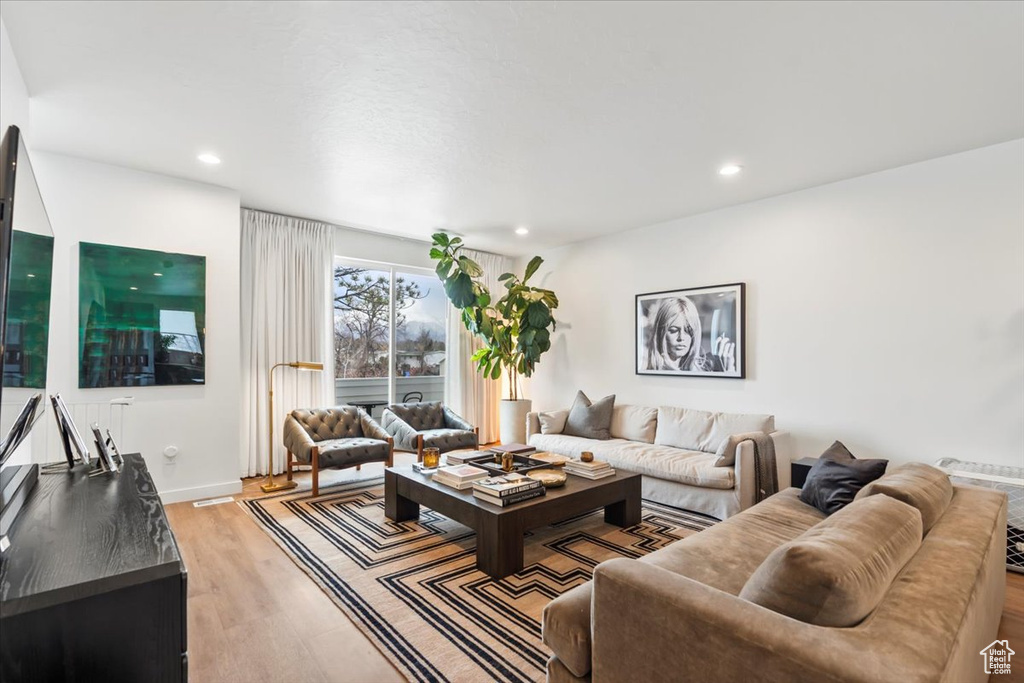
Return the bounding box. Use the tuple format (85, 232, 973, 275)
(464, 453, 550, 476)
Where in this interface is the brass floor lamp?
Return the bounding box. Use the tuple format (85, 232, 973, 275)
(261, 361, 323, 493)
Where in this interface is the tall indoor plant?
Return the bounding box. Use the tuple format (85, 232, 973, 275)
(430, 233, 558, 443)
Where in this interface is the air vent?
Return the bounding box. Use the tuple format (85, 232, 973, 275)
(193, 496, 235, 508)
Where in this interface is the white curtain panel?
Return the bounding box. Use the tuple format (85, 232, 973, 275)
(444, 248, 509, 444)
(240, 209, 333, 477)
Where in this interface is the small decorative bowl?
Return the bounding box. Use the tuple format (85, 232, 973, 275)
(527, 468, 568, 488)
(530, 452, 569, 468)
(580, 451, 594, 463)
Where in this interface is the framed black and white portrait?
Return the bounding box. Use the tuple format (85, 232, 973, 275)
(636, 283, 745, 378)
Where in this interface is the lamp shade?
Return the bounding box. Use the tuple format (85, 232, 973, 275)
(288, 361, 323, 371)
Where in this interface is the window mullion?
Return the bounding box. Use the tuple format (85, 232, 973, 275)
(388, 266, 397, 405)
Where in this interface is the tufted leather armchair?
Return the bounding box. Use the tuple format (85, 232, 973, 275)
(283, 406, 394, 497)
(381, 401, 479, 462)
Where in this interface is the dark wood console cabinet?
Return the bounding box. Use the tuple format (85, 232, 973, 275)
(0, 453, 187, 681)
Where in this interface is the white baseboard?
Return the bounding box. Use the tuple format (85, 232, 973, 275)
(160, 480, 242, 505)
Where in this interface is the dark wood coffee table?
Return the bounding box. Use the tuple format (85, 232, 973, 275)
(384, 466, 642, 580)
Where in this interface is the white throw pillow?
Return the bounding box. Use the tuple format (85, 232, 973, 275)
(539, 410, 569, 434)
(654, 406, 715, 451)
(610, 405, 658, 443)
(706, 412, 775, 455)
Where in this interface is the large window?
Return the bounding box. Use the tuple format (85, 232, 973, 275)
(333, 259, 447, 411)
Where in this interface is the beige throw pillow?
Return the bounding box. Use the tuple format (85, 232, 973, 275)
(740, 494, 922, 627)
(854, 462, 953, 535)
(706, 412, 775, 456)
(538, 410, 569, 435)
(653, 406, 715, 451)
(610, 404, 658, 443)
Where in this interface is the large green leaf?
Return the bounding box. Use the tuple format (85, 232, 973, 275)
(458, 256, 483, 277)
(444, 272, 476, 308)
(523, 256, 543, 283)
(435, 259, 451, 280)
(525, 301, 551, 328)
(432, 232, 450, 247)
(536, 328, 551, 353)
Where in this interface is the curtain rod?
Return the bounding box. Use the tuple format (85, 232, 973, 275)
(240, 206, 507, 259)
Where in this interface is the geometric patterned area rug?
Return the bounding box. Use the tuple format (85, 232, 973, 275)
(241, 477, 716, 683)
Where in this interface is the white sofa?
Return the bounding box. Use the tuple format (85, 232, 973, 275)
(526, 404, 791, 519)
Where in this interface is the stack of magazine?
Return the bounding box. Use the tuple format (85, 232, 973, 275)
(432, 464, 489, 490)
(564, 459, 615, 480)
(472, 473, 545, 507)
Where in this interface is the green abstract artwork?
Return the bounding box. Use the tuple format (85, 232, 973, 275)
(4, 230, 55, 388)
(79, 242, 206, 388)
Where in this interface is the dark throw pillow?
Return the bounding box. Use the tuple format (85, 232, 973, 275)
(562, 390, 615, 440)
(799, 443, 888, 515)
(820, 440, 856, 461)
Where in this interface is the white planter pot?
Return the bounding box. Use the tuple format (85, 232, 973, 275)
(499, 399, 533, 445)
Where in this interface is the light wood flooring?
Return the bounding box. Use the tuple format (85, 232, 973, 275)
(165, 458, 412, 683)
(166, 459, 1024, 683)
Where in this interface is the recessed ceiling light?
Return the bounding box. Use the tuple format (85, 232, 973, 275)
(153, 272, 163, 277)
(130, 286, 139, 291)
(197, 153, 221, 165)
(718, 164, 743, 176)
(515, 227, 529, 236)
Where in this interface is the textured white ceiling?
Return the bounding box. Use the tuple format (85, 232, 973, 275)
(3, 1, 1022, 255)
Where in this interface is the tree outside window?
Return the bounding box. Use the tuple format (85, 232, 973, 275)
(334, 265, 448, 378)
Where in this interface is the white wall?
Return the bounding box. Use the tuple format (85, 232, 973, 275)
(524, 140, 1024, 469)
(0, 17, 29, 137)
(34, 153, 243, 502)
(0, 15, 35, 470)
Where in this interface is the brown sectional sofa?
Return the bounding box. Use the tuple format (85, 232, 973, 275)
(542, 465, 1007, 683)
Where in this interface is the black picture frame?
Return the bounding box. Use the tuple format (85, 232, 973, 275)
(52, 393, 91, 464)
(635, 282, 745, 378)
(50, 394, 75, 467)
(105, 428, 124, 467)
(91, 422, 118, 473)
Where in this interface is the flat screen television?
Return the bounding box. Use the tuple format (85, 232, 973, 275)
(0, 124, 55, 464)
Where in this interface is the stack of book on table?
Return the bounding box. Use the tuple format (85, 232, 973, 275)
(472, 473, 545, 507)
(432, 464, 489, 490)
(564, 459, 615, 480)
(445, 450, 494, 465)
(489, 443, 537, 457)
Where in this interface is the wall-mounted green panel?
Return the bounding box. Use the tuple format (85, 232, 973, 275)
(79, 242, 206, 388)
